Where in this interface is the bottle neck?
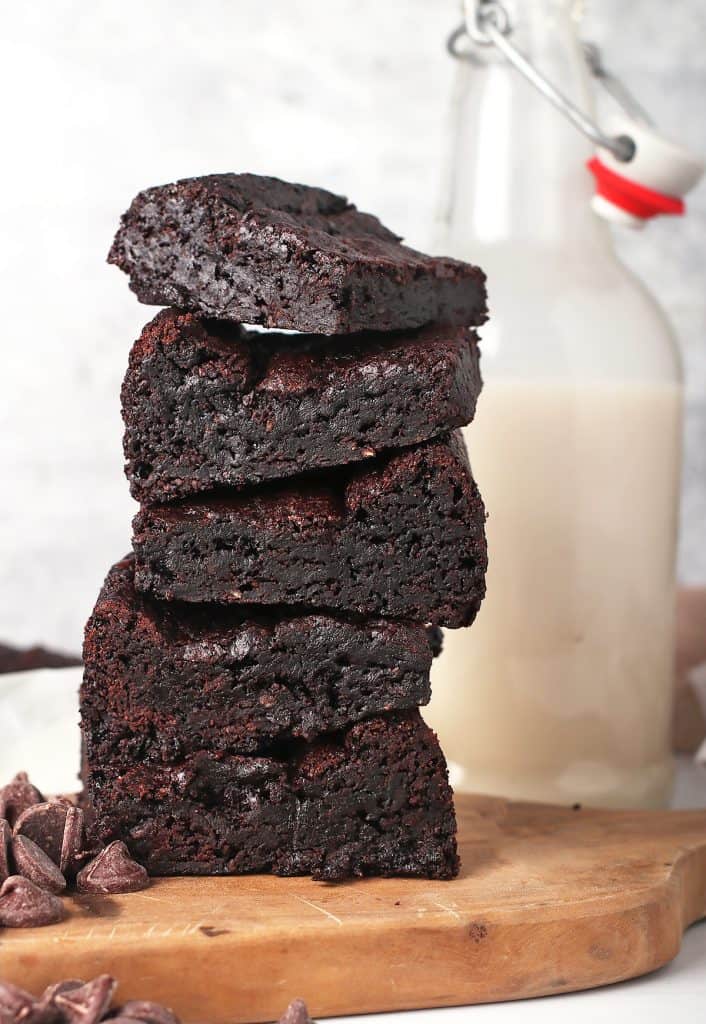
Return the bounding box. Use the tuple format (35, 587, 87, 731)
(436, 0, 615, 264)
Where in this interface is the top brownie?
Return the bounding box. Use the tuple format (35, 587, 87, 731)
(108, 173, 487, 334)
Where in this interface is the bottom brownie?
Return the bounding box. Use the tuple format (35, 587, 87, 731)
(84, 711, 458, 881)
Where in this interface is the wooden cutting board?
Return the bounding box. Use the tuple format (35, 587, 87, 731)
(2, 794, 706, 1021)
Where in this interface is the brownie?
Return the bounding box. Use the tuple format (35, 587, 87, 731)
(132, 432, 487, 627)
(122, 308, 483, 505)
(81, 556, 438, 763)
(0, 643, 81, 674)
(108, 173, 487, 335)
(84, 710, 458, 880)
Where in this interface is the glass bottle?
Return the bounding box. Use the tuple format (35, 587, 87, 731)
(425, 0, 683, 809)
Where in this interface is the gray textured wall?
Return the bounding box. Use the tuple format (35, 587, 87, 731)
(0, 0, 704, 651)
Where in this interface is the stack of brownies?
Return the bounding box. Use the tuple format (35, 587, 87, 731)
(80, 173, 488, 881)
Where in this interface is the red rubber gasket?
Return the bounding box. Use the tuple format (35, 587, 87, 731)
(587, 157, 685, 219)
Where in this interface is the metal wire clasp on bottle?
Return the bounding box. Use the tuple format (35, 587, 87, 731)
(448, 0, 639, 161)
(446, 0, 703, 226)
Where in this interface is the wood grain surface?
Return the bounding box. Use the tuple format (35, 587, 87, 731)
(2, 794, 705, 1022)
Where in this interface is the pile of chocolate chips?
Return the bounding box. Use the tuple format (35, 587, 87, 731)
(0, 976, 313, 1024)
(0, 772, 149, 928)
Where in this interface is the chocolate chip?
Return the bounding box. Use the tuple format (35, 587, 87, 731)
(11, 835, 67, 895)
(54, 977, 116, 1024)
(75, 842, 149, 895)
(39, 981, 85, 1012)
(13, 803, 69, 866)
(34, 981, 85, 1024)
(0, 774, 44, 828)
(278, 999, 313, 1024)
(116, 1003, 180, 1024)
(60, 806, 87, 878)
(1, 980, 181, 1024)
(41, 981, 85, 1001)
(18, 1005, 61, 1024)
(0, 980, 35, 1024)
(0, 875, 66, 928)
(0, 820, 10, 883)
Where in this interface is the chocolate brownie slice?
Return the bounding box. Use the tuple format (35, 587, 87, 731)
(122, 309, 483, 505)
(84, 711, 458, 880)
(81, 556, 437, 762)
(0, 643, 80, 674)
(132, 432, 487, 627)
(108, 174, 487, 334)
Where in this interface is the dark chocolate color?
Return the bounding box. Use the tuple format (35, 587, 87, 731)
(108, 173, 487, 335)
(132, 432, 487, 628)
(0, 643, 80, 674)
(122, 309, 483, 504)
(84, 711, 458, 881)
(82, 556, 437, 762)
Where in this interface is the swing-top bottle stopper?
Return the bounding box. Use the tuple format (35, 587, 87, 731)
(588, 115, 704, 229)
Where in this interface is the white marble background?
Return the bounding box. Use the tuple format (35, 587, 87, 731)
(0, 0, 704, 654)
